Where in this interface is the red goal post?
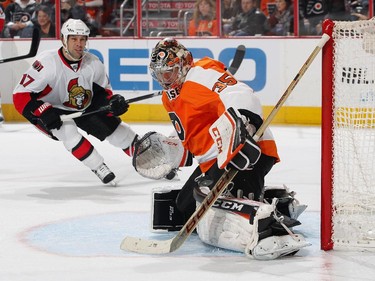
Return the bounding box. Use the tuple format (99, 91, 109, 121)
(321, 18, 375, 251)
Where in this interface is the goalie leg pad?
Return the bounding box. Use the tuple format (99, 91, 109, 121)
(152, 188, 185, 232)
(249, 234, 311, 260)
(196, 205, 257, 253)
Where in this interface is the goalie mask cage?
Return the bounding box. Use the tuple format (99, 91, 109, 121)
(321, 18, 375, 251)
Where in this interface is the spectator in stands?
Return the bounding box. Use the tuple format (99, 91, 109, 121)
(325, 0, 351, 21)
(260, 0, 276, 17)
(0, 2, 5, 37)
(76, 0, 102, 28)
(222, 0, 235, 35)
(299, 0, 353, 35)
(264, 0, 293, 36)
(1, 0, 15, 10)
(21, 4, 55, 37)
(35, 0, 55, 21)
(188, 0, 219, 36)
(299, 0, 323, 35)
(229, 0, 266, 36)
(3, 0, 37, 38)
(348, 0, 369, 20)
(60, 0, 99, 36)
(222, 0, 235, 20)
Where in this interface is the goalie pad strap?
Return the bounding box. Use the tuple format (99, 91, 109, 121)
(193, 186, 258, 220)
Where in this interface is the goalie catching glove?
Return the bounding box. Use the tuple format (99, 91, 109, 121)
(210, 107, 261, 170)
(132, 131, 192, 180)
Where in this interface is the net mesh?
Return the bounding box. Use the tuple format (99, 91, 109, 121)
(331, 18, 375, 249)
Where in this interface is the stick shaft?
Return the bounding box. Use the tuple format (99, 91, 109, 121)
(253, 33, 330, 141)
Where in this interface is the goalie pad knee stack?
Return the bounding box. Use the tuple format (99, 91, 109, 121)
(193, 186, 310, 260)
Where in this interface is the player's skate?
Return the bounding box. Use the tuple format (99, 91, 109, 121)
(92, 163, 116, 185)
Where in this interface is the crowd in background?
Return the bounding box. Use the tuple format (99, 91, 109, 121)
(0, 0, 372, 38)
(0, 0, 372, 123)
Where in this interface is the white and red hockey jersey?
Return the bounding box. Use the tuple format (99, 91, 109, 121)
(13, 48, 113, 116)
(162, 57, 279, 172)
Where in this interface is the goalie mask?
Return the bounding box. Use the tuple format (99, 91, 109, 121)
(149, 38, 193, 90)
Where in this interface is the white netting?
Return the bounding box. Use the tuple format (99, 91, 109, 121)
(331, 18, 375, 249)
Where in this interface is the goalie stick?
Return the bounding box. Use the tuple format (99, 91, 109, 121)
(0, 28, 40, 64)
(60, 45, 246, 122)
(119, 33, 330, 255)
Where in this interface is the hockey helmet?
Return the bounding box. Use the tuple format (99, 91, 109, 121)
(61, 19, 90, 43)
(61, 19, 90, 60)
(149, 38, 193, 90)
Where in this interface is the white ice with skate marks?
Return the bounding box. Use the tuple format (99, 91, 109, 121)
(2, 123, 375, 281)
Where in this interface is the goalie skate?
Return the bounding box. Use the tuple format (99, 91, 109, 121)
(250, 234, 311, 260)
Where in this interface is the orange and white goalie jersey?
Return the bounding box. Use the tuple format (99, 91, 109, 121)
(162, 57, 279, 172)
(13, 48, 113, 115)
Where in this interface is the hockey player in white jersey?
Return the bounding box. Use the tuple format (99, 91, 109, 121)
(13, 19, 137, 185)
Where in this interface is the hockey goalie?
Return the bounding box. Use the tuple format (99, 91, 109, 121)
(133, 109, 310, 260)
(131, 38, 310, 259)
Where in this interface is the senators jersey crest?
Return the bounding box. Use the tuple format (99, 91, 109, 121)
(63, 78, 92, 110)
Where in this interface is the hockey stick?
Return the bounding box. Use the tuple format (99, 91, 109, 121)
(120, 33, 330, 255)
(59, 93, 163, 121)
(60, 45, 246, 122)
(227, 44, 245, 74)
(0, 28, 40, 64)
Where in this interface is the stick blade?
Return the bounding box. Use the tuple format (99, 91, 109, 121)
(237, 44, 246, 52)
(120, 236, 173, 254)
(228, 45, 246, 75)
(0, 27, 40, 64)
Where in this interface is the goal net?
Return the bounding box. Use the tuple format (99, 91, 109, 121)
(321, 18, 375, 251)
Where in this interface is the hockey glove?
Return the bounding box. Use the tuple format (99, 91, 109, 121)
(34, 103, 62, 131)
(109, 94, 129, 116)
(210, 107, 261, 171)
(229, 134, 261, 171)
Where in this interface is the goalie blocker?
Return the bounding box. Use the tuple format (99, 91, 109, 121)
(210, 107, 261, 171)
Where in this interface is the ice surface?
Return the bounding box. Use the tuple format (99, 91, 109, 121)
(0, 123, 374, 281)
